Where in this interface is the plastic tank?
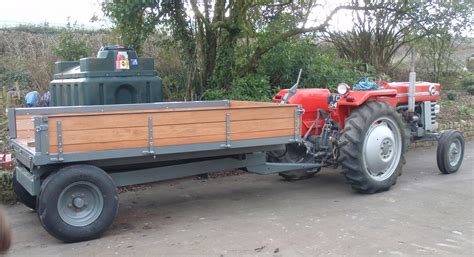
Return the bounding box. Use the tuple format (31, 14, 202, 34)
(50, 45, 162, 106)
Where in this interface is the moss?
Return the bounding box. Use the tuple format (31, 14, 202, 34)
(0, 171, 16, 205)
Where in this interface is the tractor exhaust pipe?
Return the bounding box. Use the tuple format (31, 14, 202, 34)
(408, 48, 416, 113)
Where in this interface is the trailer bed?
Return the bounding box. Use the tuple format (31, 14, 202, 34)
(8, 100, 302, 167)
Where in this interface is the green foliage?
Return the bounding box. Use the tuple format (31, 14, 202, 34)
(446, 90, 457, 101)
(258, 41, 366, 90)
(204, 74, 272, 101)
(0, 67, 32, 87)
(467, 85, 474, 96)
(460, 73, 474, 89)
(440, 99, 454, 108)
(459, 106, 472, 117)
(53, 21, 91, 61)
(102, 0, 159, 54)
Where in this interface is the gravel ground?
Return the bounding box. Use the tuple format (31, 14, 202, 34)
(2, 141, 473, 257)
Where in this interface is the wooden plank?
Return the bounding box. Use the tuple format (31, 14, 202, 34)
(49, 134, 226, 153)
(229, 100, 277, 107)
(230, 118, 294, 133)
(47, 105, 295, 132)
(231, 129, 294, 141)
(16, 130, 35, 139)
(49, 122, 226, 146)
(229, 107, 294, 121)
(48, 110, 227, 132)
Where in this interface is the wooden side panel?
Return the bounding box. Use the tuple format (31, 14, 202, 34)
(15, 115, 35, 142)
(47, 102, 298, 154)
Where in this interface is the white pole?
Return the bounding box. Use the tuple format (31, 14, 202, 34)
(408, 48, 416, 113)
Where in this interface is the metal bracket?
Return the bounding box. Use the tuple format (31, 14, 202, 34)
(56, 121, 64, 161)
(143, 116, 156, 155)
(221, 112, 231, 148)
(292, 106, 303, 142)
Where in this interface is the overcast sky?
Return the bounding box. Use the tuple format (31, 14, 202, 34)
(0, 0, 109, 28)
(0, 0, 352, 30)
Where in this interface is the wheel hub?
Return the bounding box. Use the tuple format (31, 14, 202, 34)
(58, 181, 103, 227)
(380, 138, 393, 159)
(363, 118, 402, 181)
(72, 197, 85, 209)
(448, 139, 461, 166)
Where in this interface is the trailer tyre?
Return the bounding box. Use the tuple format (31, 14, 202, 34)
(437, 130, 464, 174)
(13, 170, 37, 210)
(338, 101, 409, 193)
(37, 165, 118, 242)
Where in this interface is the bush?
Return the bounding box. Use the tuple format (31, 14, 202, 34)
(467, 85, 474, 95)
(460, 73, 474, 89)
(459, 106, 473, 117)
(53, 21, 92, 61)
(204, 74, 272, 101)
(446, 90, 457, 100)
(258, 40, 368, 91)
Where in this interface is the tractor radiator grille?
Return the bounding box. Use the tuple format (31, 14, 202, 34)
(423, 101, 437, 131)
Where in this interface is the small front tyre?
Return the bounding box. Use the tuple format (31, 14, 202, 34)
(37, 165, 118, 242)
(437, 130, 465, 174)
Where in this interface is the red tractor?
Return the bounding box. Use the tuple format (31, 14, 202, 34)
(270, 71, 465, 193)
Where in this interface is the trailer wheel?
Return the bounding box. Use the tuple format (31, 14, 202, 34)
(338, 101, 409, 193)
(437, 130, 464, 174)
(269, 143, 320, 181)
(37, 165, 118, 242)
(12, 170, 37, 210)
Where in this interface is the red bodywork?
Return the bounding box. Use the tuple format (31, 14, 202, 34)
(273, 81, 440, 136)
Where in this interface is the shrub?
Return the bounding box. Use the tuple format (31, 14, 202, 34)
(53, 21, 92, 61)
(204, 74, 272, 101)
(467, 85, 474, 95)
(446, 90, 457, 100)
(460, 73, 474, 89)
(459, 106, 472, 117)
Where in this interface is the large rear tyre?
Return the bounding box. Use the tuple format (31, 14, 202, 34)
(13, 170, 36, 210)
(338, 101, 409, 193)
(37, 165, 118, 242)
(270, 143, 321, 181)
(437, 130, 464, 174)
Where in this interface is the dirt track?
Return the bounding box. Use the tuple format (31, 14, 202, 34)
(3, 141, 473, 256)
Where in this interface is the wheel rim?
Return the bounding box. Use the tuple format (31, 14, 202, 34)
(362, 116, 402, 181)
(448, 138, 462, 167)
(58, 181, 104, 227)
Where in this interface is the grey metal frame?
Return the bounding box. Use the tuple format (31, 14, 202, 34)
(8, 100, 315, 196)
(10, 100, 230, 117)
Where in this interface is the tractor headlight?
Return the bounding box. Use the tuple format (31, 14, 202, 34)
(337, 83, 350, 95)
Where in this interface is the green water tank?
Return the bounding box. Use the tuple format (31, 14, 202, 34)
(50, 45, 162, 106)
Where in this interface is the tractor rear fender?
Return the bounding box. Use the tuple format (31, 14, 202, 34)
(335, 89, 399, 129)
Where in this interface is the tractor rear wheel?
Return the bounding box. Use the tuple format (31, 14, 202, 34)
(269, 143, 321, 181)
(338, 101, 409, 193)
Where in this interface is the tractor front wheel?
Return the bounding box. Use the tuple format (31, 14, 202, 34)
(338, 101, 409, 193)
(437, 129, 465, 174)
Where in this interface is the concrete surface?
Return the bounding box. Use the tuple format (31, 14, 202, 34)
(2, 141, 473, 256)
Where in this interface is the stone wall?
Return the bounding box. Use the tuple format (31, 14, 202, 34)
(411, 120, 474, 148)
